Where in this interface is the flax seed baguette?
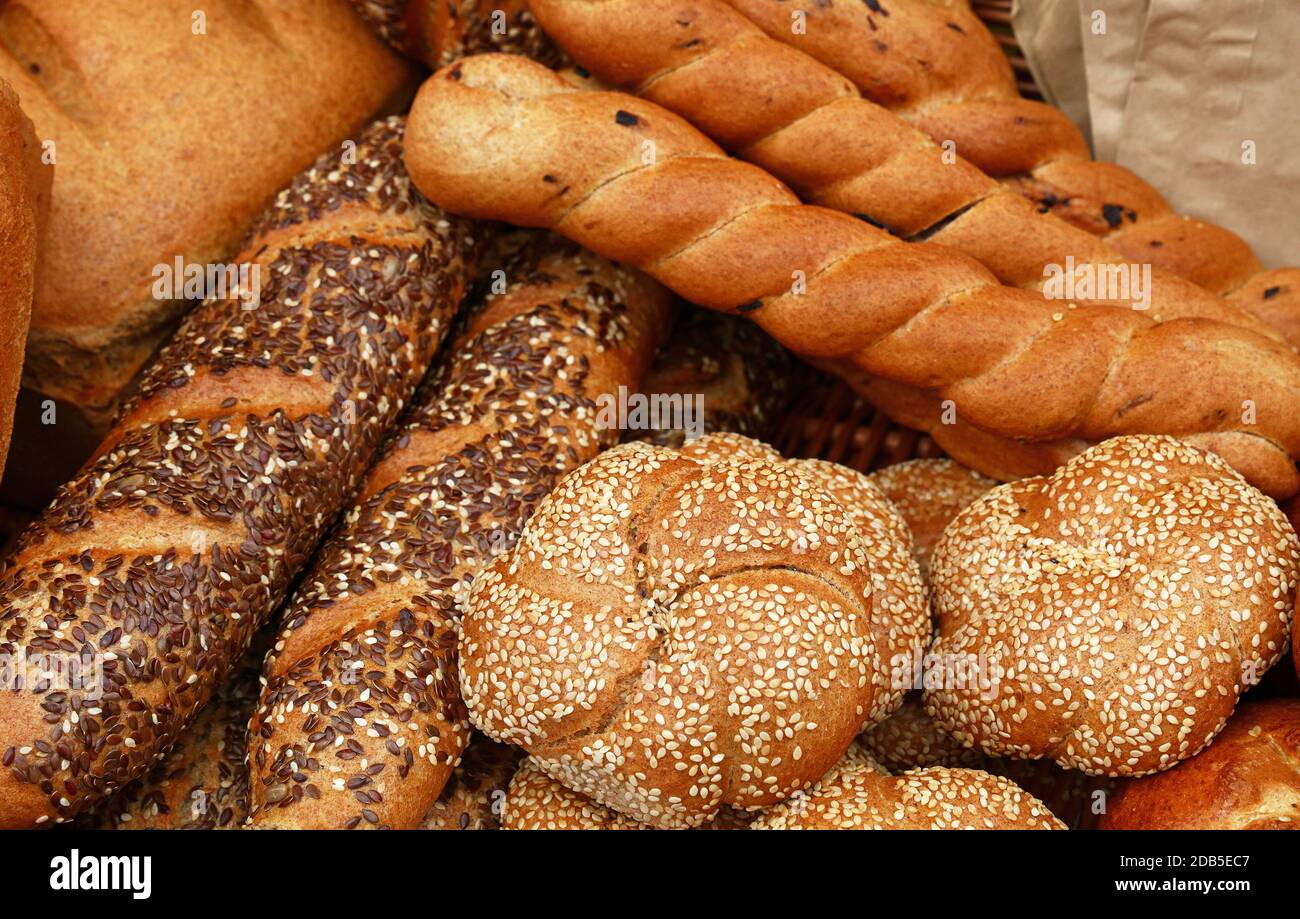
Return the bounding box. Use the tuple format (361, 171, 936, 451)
(404, 53, 1300, 499)
(527, 0, 1283, 338)
(349, 0, 559, 68)
(0, 78, 47, 481)
(245, 232, 673, 829)
(0, 117, 478, 828)
(724, 0, 1300, 343)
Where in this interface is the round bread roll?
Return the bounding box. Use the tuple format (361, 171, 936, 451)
(928, 435, 1300, 777)
(459, 433, 928, 828)
(868, 459, 996, 575)
(1100, 699, 1300, 830)
(752, 763, 1065, 830)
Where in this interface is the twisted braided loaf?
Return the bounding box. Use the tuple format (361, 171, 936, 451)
(528, 0, 1280, 338)
(246, 233, 672, 828)
(0, 117, 478, 827)
(724, 0, 1300, 343)
(405, 53, 1300, 498)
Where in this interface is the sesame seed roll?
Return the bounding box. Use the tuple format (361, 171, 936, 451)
(459, 432, 928, 828)
(927, 435, 1300, 777)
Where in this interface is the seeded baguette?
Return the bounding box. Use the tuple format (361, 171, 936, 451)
(404, 53, 1300, 499)
(527, 0, 1287, 340)
(724, 0, 1300, 344)
(0, 78, 47, 481)
(0, 117, 478, 827)
(246, 232, 673, 829)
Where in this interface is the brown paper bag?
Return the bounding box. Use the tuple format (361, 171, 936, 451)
(1078, 0, 1149, 162)
(1010, 0, 1092, 149)
(1115, 0, 1300, 266)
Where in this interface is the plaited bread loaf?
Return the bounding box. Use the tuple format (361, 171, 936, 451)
(79, 637, 265, 829)
(724, 0, 1300, 344)
(632, 307, 798, 448)
(527, 0, 1288, 340)
(404, 53, 1300, 499)
(420, 734, 521, 830)
(1, 0, 414, 431)
(0, 78, 47, 481)
(459, 432, 928, 828)
(1099, 700, 1300, 830)
(246, 233, 672, 829)
(349, 0, 560, 69)
(0, 117, 478, 828)
(927, 435, 1300, 778)
(868, 458, 995, 577)
(751, 762, 1065, 830)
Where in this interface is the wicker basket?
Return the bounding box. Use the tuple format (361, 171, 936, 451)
(774, 0, 1040, 470)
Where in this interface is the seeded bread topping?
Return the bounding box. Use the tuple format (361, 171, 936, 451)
(246, 232, 672, 828)
(459, 432, 928, 828)
(927, 434, 1300, 777)
(0, 116, 477, 827)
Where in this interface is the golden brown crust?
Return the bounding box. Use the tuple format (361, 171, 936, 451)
(459, 432, 928, 828)
(245, 233, 673, 828)
(0, 78, 46, 481)
(0, 117, 477, 827)
(1100, 700, 1300, 830)
(751, 763, 1065, 830)
(1, 0, 414, 418)
(723, 0, 1300, 340)
(927, 435, 1299, 777)
(404, 53, 1300, 499)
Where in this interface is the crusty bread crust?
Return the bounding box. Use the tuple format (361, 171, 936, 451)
(1100, 700, 1300, 829)
(0, 0, 414, 422)
(0, 77, 47, 481)
(405, 53, 1300, 498)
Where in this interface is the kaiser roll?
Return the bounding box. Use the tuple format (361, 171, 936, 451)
(927, 435, 1299, 777)
(458, 433, 928, 828)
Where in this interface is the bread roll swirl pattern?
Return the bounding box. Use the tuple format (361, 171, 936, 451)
(0, 117, 477, 827)
(404, 53, 1300, 498)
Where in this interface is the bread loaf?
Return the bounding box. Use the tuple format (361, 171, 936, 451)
(927, 435, 1300, 777)
(751, 762, 1065, 830)
(0, 77, 47, 481)
(349, 0, 560, 68)
(78, 637, 265, 829)
(404, 53, 1300, 499)
(1099, 700, 1300, 830)
(459, 432, 927, 828)
(246, 233, 673, 828)
(724, 0, 1300, 344)
(527, 0, 1283, 339)
(0, 0, 414, 433)
(868, 459, 995, 577)
(0, 117, 478, 827)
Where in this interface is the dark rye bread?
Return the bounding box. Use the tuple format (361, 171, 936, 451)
(245, 233, 673, 829)
(404, 53, 1300, 499)
(348, 0, 560, 68)
(0, 117, 478, 827)
(0, 78, 47, 480)
(77, 636, 265, 829)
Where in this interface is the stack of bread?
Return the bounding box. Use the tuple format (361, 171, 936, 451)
(0, 0, 1296, 832)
